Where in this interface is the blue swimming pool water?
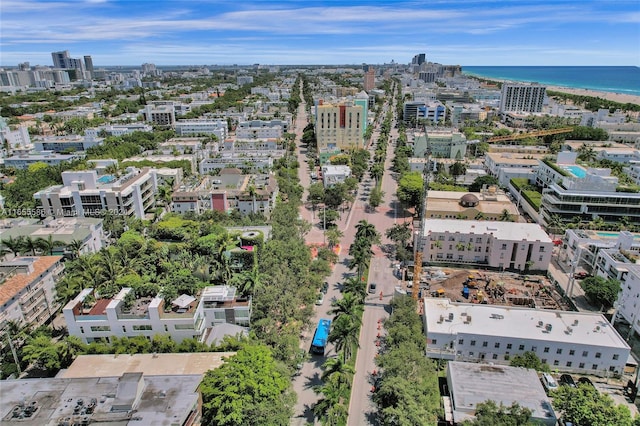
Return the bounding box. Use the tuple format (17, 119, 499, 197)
(97, 174, 115, 184)
(597, 232, 640, 239)
(563, 165, 586, 178)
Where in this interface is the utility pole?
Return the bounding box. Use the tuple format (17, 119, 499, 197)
(4, 329, 21, 375)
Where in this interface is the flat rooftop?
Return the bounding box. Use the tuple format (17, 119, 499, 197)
(423, 219, 551, 242)
(448, 361, 556, 424)
(425, 298, 630, 350)
(59, 352, 236, 378)
(0, 374, 200, 426)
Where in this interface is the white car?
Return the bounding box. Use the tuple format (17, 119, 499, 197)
(315, 292, 325, 305)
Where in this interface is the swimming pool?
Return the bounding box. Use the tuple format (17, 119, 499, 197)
(563, 165, 587, 178)
(597, 232, 640, 239)
(97, 174, 116, 184)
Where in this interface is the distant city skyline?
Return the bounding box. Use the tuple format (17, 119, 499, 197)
(1, 0, 638, 67)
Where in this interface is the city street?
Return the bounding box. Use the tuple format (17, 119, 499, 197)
(291, 90, 406, 425)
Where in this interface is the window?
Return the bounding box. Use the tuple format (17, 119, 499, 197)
(214, 311, 226, 320)
(579, 363, 585, 369)
(492, 354, 498, 360)
(595, 352, 601, 359)
(458, 339, 464, 345)
(476, 237, 482, 243)
(482, 341, 488, 347)
(592, 364, 598, 370)
(613, 354, 619, 360)
(553, 360, 559, 366)
(539, 246, 545, 252)
(469, 351, 474, 356)
(507, 344, 512, 349)
(531, 346, 537, 352)
(432, 339, 437, 345)
(519, 344, 525, 351)
(494, 342, 500, 348)
(566, 361, 572, 367)
(539, 256, 544, 261)
(470, 340, 476, 346)
(133, 325, 152, 331)
(557, 348, 563, 354)
(79, 326, 84, 334)
(544, 347, 549, 353)
(90, 326, 111, 332)
(174, 324, 195, 330)
(541, 359, 547, 364)
(582, 351, 589, 357)
(501, 244, 507, 250)
(122, 326, 126, 332)
(609, 366, 617, 372)
(446, 253, 453, 259)
(569, 350, 575, 356)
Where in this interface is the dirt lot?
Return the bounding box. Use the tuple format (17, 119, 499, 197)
(409, 267, 571, 311)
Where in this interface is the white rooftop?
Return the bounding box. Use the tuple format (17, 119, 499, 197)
(424, 298, 630, 350)
(423, 219, 552, 242)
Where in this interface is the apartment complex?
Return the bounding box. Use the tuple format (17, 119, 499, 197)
(403, 101, 447, 126)
(424, 298, 631, 377)
(420, 219, 553, 271)
(315, 99, 365, 152)
(142, 101, 176, 126)
(63, 285, 251, 344)
(235, 119, 288, 139)
(34, 167, 159, 219)
(3, 152, 82, 170)
(412, 129, 467, 160)
(175, 119, 227, 139)
(499, 83, 546, 113)
(33, 135, 103, 153)
(0, 256, 65, 333)
(424, 189, 519, 221)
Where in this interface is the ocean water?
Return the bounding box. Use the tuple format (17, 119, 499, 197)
(463, 66, 640, 97)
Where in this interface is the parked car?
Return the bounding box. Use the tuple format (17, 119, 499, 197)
(321, 282, 329, 294)
(315, 292, 325, 305)
(559, 374, 577, 388)
(574, 271, 589, 279)
(541, 373, 559, 393)
(578, 377, 595, 388)
(369, 283, 377, 294)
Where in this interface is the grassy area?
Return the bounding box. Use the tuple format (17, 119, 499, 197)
(511, 178, 543, 210)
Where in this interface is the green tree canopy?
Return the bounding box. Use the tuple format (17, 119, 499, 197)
(580, 276, 621, 309)
(463, 400, 532, 426)
(469, 175, 500, 192)
(509, 351, 550, 372)
(200, 344, 295, 426)
(397, 171, 424, 211)
(552, 383, 636, 426)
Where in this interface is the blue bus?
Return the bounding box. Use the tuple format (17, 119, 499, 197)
(310, 318, 332, 355)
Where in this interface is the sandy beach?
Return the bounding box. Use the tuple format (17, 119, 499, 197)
(545, 85, 640, 106)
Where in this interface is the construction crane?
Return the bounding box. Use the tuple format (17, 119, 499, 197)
(412, 124, 433, 300)
(487, 127, 574, 143)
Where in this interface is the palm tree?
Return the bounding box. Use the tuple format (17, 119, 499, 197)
(22, 236, 39, 256)
(2, 236, 24, 257)
(449, 161, 467, 183)
(325, 228, 343, 249)
(65, 239, 86, 259)
(385, 223, 412, 248)
(499, 209, 513, 222)
(321, 357, 355, 389)
(36, 235, 64, 255)
(341, 276, 367, 302)
(328, 315, 360, 362)
(95, 248, 123, 294)
(58, 335, 85, 368)
(313, 380, 349, 426)
(355, 220, 380, 246)
(348, 242, 372, 279)
(328, 293, 363, 325)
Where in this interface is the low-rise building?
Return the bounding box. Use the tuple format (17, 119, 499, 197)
(175, 119, 227, 139)
(142, 101, 176, 126)
(446, 361, 557, 425)
(423, 298, 631, 377)
(420, 219, 552, 272)
(206, 169, 278, 217)
(199, 152, 279, 174)
(3, 152, 82, 170)
(425, 188, 520, 221)
(33, 135, 103, 153)
(64, 285, 251, 344)
(0, 256, 64, 333)
(412, 129, 466, 160)
(235, 119, 288, 139)
(321, 165, 351, 187)
(85, 123, 153, 138)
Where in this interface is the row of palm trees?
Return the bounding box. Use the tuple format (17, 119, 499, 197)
(0, 235, 85, 258)
(314, 220, 381, 425)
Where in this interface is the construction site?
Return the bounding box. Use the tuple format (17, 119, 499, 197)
(405, 266, 571, 311)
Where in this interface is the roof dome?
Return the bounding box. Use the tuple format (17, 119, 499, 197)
(460, 193, 479, 207)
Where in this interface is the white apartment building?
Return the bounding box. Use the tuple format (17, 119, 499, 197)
(0, 256, 65, 333)
(85, 123, 153, 139)
(175, 119, 227, 140)
(423, 298, 631, 377)
(223, 139, 284, 152)
(3, 152, 82, 170)
(235, 119, 288, 139)
(199, 152, 278, 174)
(321, 165, 351, 187)
(500, 84, 546, 114)
(420, 219, 553, 272)
(64, 285, 251, 344)
(33, 135, 103, 153)
(34, 167, 158, 219)
(142, 102, 176, 126)
(0, 125, 31, 152)
(413, 130, 467, 160)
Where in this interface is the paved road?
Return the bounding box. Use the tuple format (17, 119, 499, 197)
(291, 89, 405, 425)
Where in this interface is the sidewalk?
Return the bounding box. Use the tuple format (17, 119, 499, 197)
(547, 256, 598, 312)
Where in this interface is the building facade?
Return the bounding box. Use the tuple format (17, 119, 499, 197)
(315, 99, 365, 152)
(424, 298, 631, 377)
(175, 119, 227, 139)
(420, 219, 553, 271)
(500, 84, 546, 113)
(413, 130, 467, 160)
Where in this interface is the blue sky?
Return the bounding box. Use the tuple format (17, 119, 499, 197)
(1, 0, 638, 67)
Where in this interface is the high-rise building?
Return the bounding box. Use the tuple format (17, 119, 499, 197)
(83, 55, 94, 78)
(51, 50, 70, 68)
(500, 84, 546, 113)
(412, 53, 426, 65)
(314, 99, 365, 152)
(363, 67, 375, 91)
